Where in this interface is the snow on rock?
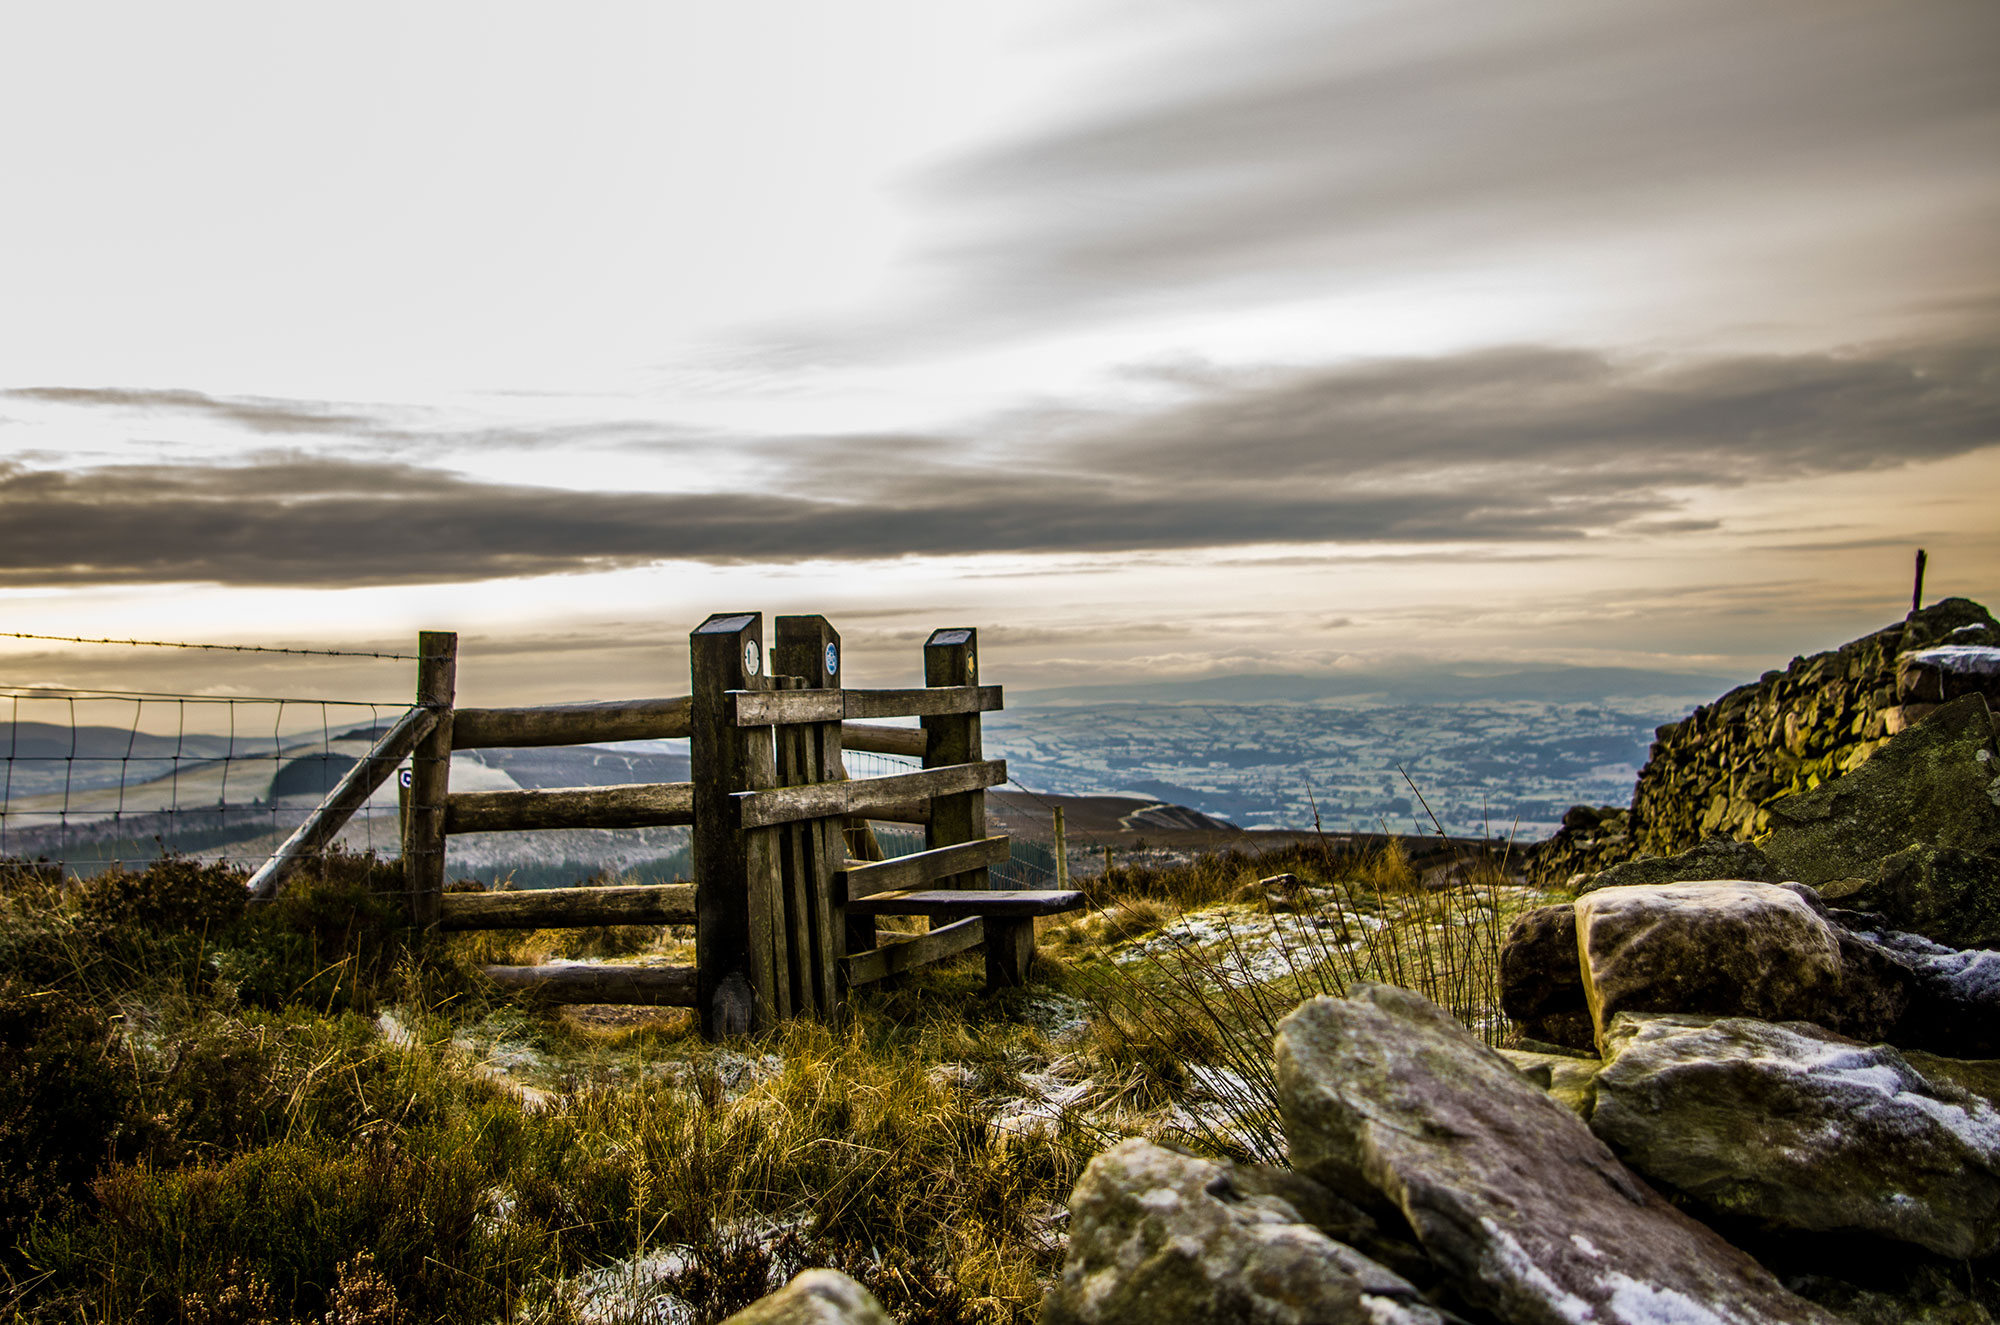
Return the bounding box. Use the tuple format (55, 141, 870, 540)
(1591, 1012, 2000, 1260)
(1275, 985, 1843, 1325)
(1905, 645, 2000, 676)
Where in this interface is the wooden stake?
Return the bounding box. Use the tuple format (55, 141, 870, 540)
(1053, 805, 1069, 890)
(691, 612, 768, 1038)
(402, 631, 456, 927)
(1913, 548, 1928, 615)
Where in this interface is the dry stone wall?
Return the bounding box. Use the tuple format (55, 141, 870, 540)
(1532, 597, 2000, 886)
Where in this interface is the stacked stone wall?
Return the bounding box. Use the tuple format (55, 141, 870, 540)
(1531, 597, 2000, 887)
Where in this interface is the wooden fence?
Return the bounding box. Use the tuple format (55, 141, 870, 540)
(246, 613, 1081, 1037)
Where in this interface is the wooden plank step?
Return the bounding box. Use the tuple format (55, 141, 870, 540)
(842, 917, 985, 986)
(846, 888, 1085, 919)
(439, 883, 696, 930)
(835, 836, 1011, 897)
(482, 963, 697, 1006)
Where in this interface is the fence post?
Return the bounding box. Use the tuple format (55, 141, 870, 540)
(1053, 805, 1070, 890)
(923, 628, 1028, 987)
(776, 615, 844, 1018)
(691, 612, 771, 1037)
(403, 631, 456, 927)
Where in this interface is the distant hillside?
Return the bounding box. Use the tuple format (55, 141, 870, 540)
(1017, 664, 1739, 707)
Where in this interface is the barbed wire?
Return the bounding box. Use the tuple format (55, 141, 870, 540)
(0, 631, 424, 660)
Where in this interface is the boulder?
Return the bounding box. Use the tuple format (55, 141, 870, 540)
(1274, 984, 1842, 1325)
(1498, 904, 1593, 1050)
(1854, 927, 2000, 1059)
(1574, 881, 1876, 1044)
(1041, 1137, 1442, 1325)
(1759, 692, 2000, 887)
(1574, 836, 1782, 896)
(1590, 1013, 2000, 1260)
(720, 1270, 891, 1325)
(1826, 842, 2000, 950)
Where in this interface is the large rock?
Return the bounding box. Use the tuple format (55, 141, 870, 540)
(720, 1270, 891, 1325)
(1590, 1013, 2000, 1260)
(1274, 984, 1842, 1325)
(1498, 904, 1593, 1050)
(1826, 842, 2000, 950)
(1574, 880, 1893, 1043)
(1042, 1137, 1442, 1325)
(1574, 836, 1782, 896)
(1759, 692, 2000, 887)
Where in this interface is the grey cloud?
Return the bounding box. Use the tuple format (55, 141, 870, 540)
(4, 335, 1993, 587)
(1, 386, 712, 454)
(1079, 340, 2000, 486)
(5, 387, 386, 436)
(895, 0, 2000, 334)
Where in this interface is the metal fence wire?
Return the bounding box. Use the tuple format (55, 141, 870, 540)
(0, 685, 410, 878)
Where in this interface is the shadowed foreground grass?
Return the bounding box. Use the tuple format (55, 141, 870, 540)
(0, 838, 1545, 1323)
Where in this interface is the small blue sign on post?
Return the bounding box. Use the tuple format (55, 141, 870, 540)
(824, 642, 839, 678)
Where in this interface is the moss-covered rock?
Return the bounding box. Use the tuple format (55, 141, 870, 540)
(1591, 1013, 2000, 1259)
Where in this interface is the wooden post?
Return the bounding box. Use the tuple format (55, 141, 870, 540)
(923, 627, 1028, 988)
(923, 629, 988, 889)
(691, 612, 770, 1038)
(1053, 805, 1069, 890)
(776, 615, 844, 1018)
(1913, 548, 1928, 615)
(402, 631, 456, 927)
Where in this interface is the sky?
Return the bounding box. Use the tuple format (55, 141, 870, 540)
(2, 0, 1997, 708)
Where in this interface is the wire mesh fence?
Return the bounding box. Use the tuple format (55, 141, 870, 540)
(0, 685, 413, 878)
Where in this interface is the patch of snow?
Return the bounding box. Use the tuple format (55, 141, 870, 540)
(1599, 1270, 1738, 1325)
(1474, 1216, 1594, 1324)
(1114, 903, 1373, 985)
(1906, 645, 2000, 675)
(564, 1250, 695, 1325)
(1015, 992, 1092, 1042)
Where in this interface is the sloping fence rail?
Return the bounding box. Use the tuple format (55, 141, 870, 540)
(244, 612, 1083, 1037)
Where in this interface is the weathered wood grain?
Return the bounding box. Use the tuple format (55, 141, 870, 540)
(834, 836, 1012, 898)
(844, 888, 1084, 919)
(452, 697, 693, 748)
(732, 760, 1005, 829)
(439, 883, 696, 929)
(443, 781, 694, 833)
(842, 917, 986, 986)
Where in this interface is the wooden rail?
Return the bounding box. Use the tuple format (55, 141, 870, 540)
(846, 889, 1082, 918)
(729, 686, 1003, 726)
(483, 963, 698, 1005)
(843, 917, 986, 986)
(454, 697, 693, 748)
(836, 836, 1012, 898)
(440, 883, 695, 930)
(733, 759, 1005, 829)
(443, 782, 695, 833)
(246, 705, 440, 901)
